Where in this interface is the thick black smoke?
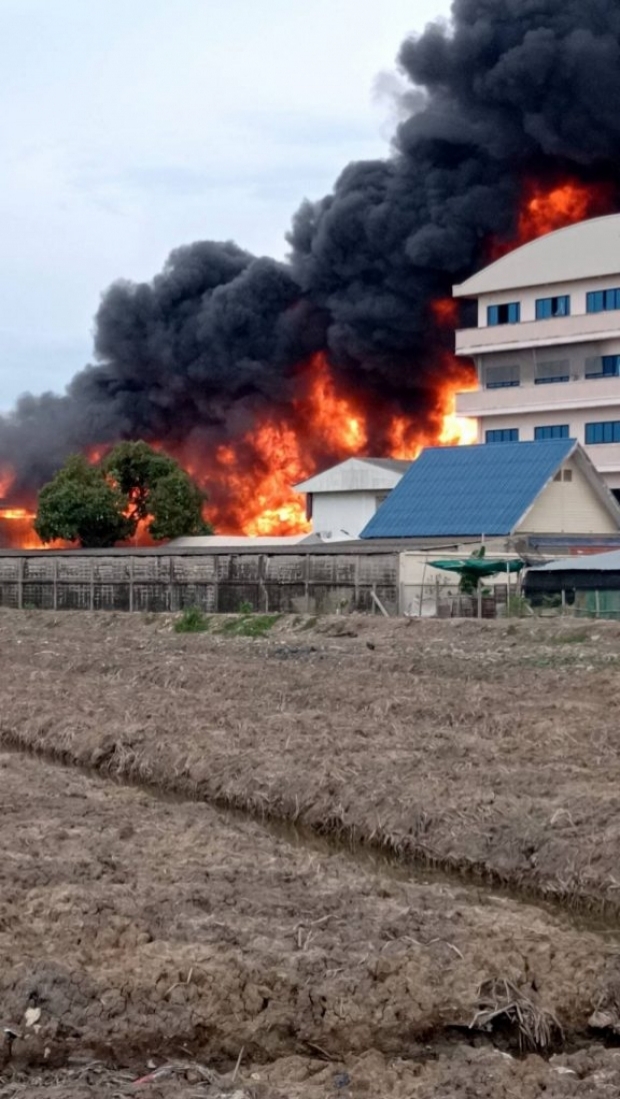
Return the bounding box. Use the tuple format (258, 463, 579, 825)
(3, 0, 620, 504)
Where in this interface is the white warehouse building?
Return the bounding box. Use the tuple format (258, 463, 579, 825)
(454, 214, 620, 494)
(294, 457, 411, 540)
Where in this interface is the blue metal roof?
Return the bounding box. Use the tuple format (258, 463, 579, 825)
(361, 440, 576, 539)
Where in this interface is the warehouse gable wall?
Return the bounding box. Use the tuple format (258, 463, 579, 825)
(311, 491, 386, 539)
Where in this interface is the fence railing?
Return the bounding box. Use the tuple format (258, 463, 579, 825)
(400, 583, 510, 619)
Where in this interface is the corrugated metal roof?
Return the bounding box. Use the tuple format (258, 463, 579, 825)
(358, 458, 412, 472)
(361, 440, 576, 539)
(529, 548, 620, 572)
(294, 457, 410, 494)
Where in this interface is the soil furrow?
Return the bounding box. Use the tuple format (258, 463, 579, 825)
(2, 611, 620, 918)
(2, 611, 620, 1096)
(1, 748, 620, 1069)
(2, 725, 620, 942)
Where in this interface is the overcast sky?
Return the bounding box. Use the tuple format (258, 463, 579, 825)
(0, 0, 451, 408)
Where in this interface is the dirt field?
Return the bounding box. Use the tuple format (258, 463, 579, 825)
(1, 610, 620, 1095)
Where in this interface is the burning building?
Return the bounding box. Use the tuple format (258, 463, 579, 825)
(2, 0, 620, 548)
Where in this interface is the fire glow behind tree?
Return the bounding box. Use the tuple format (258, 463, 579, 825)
(1, 0, 620, 544)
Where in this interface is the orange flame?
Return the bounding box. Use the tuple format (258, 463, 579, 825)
(201, 353, 369, 535)
(491, 179, 613, 258)
(1, 178, 615, 547)
(431, 298, 459, 326)
(0, 352, 478, 544)
(180, 351, 477, 535)
(0, 507, 52, 549)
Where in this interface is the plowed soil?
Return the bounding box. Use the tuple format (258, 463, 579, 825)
(1, 610, 620, 1095)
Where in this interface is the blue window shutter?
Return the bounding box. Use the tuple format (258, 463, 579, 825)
(537, 425, 569, 440)
(508, 302, 520, 323)
(486, 428, 519, 443)
(487, 305, 499, 326)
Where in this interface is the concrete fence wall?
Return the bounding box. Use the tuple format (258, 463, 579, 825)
(0, 550, 401, 616)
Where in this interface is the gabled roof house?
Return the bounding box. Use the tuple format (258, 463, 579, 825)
(360, 439, 620, 541)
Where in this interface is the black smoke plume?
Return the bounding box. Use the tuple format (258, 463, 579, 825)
(2, 0, 620, 517)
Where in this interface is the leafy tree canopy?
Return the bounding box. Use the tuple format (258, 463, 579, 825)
(101, 441, 178, 522)
(149, 469, 212, 540)
(34, 455, 134, 548)
(35, 443, 213, 548)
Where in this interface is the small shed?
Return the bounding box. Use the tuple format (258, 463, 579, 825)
(524, 549, 620, 616)
(293, 457, 411, 540)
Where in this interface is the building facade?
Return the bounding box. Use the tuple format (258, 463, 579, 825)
(294, 458, 411, 540)
(453, 215, 620, 492)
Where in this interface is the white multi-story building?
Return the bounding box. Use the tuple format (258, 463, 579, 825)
(453, 214, 620, 494)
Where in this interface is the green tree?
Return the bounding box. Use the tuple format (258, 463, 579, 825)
(101, 441, 178, 522)
(149, 469, 213, 540)
(34, 455, 135, 548)
(102, 440, 213, 539)
(34, 443, 213, 549)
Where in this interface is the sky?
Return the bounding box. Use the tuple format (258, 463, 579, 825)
(0, 0, 452, 408)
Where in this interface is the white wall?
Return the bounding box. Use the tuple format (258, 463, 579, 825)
(311, 491, 386, 538)
(479, 407, 620, 441)
(477, 276, 620, 328)
(478, 409, 620, 485)
(457, 327, 620, 488)
(475, 339, 620, 385)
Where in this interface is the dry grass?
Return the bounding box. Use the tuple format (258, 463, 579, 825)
(472, 978, 563, 1051)
(1, 611, 620, 917)
(3, 607, 620, 1095)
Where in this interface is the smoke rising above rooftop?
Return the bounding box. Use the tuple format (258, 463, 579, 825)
(2, 0, 620, 530)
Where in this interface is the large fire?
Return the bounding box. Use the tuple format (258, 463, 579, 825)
(491, 180, 613, 258)
(0, 179, 614, 547)
(175, 350, 477, 536)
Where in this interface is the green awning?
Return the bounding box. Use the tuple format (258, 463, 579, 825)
(430, 559, 524, 578)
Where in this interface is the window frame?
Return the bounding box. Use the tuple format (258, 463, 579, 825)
(534, 359, 570, 385)
(487, 302, 521, 326)
(485, 428, 520, 444)
(586, 288, 620, 313)
(534, 425, 569, 441)
(585, 355, 620, 380)
(535, 295, 571, 320)
(484, 363, 521, 390)
(585, 421, 620, 445)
